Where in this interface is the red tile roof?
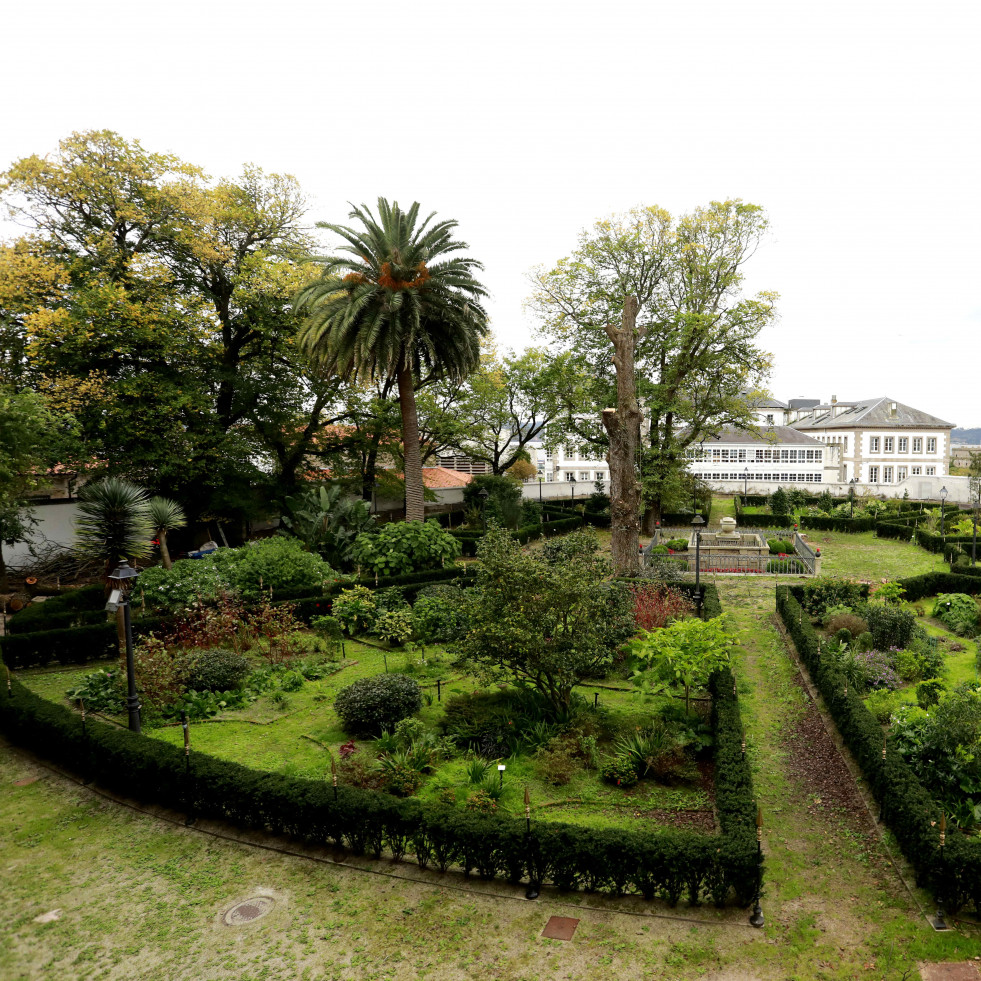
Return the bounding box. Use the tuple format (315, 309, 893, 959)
(421, 467, 473, 489)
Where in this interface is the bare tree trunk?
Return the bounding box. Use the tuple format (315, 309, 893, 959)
(396, 367, 425, 522)
(602, 296, 644, 576)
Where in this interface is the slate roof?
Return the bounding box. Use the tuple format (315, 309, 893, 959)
(697, 425, 823, 446)
(791, 398, 955, 431)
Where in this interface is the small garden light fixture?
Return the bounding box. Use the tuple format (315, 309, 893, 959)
(108, 560, 141, 734)
(498, 762, 506, 790)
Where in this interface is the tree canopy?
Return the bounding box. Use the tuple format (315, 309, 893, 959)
(530, 200, 777, 530)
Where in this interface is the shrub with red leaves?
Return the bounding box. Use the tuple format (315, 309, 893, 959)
(629, 584, 694, 631)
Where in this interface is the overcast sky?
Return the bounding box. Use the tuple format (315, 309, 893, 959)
(3, 0, 979, 427)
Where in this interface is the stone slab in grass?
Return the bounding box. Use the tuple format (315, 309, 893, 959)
(918, 962, 981, 981)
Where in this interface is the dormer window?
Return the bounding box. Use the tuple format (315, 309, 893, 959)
(766, 414, 774, 425)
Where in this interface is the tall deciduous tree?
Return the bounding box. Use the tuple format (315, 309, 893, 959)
(530, 201, 777, 549)
(295, 198, 488, 522)
(0, 131, 329, 520)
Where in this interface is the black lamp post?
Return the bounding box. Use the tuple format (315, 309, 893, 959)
(570, 473, 576, 501)
(691, 514, 706, 617)
(743, 468, 749, 506)
(934, 812, 949, 930)
(107, 560, 141, 733)
(478, 487, 490, 531)
(849, 481, 856, 518)
(940, 485, 948, 549)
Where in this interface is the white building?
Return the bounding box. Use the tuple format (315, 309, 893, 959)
(789, 397, 953, 485)
(686, 426, 835, 487)
(549, 440, 609, 489)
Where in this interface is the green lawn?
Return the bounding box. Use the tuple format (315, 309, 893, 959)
(6, 523, 981, 979)
(18, 638, 713, 835)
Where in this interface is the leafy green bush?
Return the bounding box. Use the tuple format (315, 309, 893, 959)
(410, 593, 469, 643)
(373, 609, 414, 646)
(601, 755, 638, 787)
(666, 538, 689, 551)
(463, 474, 523, 529)
(65, 669, 124, 713)
(801, 578, 867, 617)
(310, 614, 343, 641)
(350, 520, 462, 577)
(333, 673, 422, 736)
(137, 559, 232, 611)
(331, 586, 378, 635)
(767, 539, 794, 555)
(916, 679, 946, 709)
(821, 603, 855, 627)
(214, 537, 335, 601)
(185, 649, 251, 693)
(932, 593, 980, 637)
(860, 604, 918, 650)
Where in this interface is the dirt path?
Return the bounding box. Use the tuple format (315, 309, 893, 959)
(713, 575, 981, 977)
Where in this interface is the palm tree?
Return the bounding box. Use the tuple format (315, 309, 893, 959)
(148, 496, 187, 570)
(295, 198, 488, 521)
(74, 478, 155, 579)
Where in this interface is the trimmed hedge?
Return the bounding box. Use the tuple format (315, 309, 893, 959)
(894, 571, 981, 603)
(0, 615, 169, 671)
(0, 665, 759, 906)
(733, 514, 796, 531)
(776, 586, 980, 914)
(799, 515, 878, 533)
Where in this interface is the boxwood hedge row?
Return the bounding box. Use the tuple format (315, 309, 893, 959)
(776, 585, 980, 914)
(0, 652, 760, 906)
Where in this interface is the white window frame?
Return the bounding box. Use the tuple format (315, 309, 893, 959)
(913, 437, 923, 453)
(926, 466, 936, 476)
(884, 437, 894, 452)
(870, 436, 880, 452)
(883, 466, 893, 483)
(927, 437, 937, 453)
(912, 466, 922, 475)
(898, 437, 908, 453)
(897, 466, 907, 480)
(869, 465, 880, 483)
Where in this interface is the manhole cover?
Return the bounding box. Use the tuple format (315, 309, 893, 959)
(542, 916, 579, 940)
(223, 896, 276, 926)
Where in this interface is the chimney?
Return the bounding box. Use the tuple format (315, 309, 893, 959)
(830, 394, 837, 417)
(890, 401, 898, 418)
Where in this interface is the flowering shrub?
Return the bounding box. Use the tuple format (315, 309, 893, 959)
(629, 584, 693, 631)
(214, 536, 334, 601)
(137, 559, 232, 611)
(854, 649, 901, 691)
(332, 586, 378, 635)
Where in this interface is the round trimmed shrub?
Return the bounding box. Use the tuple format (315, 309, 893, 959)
(186, 649, 251, 692)
(666, 538, 689, 551)
(334, 673, 422, 736)
(826, 613, 868, 638)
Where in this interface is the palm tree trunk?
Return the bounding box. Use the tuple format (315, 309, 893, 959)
(396, 367, 425, 522)
(159, 530, 173, 570)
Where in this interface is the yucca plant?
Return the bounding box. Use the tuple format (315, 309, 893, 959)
(148, 496, 187, 570)
(74, 478, 154, 581)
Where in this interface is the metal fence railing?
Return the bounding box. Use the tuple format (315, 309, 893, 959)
(644, 526, 811, 576)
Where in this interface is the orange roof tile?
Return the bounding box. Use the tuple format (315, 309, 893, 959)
(421, 467, 473, 489)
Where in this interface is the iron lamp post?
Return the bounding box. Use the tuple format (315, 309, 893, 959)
(478, 487, 490, 531)
(107, 560, 141, 733)
(691, 514, 706, 617)
(570, 474, 576, 501)
(743, 468, 749, 506)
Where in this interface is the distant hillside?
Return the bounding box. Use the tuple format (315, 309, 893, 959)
(952, 428, 981, 445)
